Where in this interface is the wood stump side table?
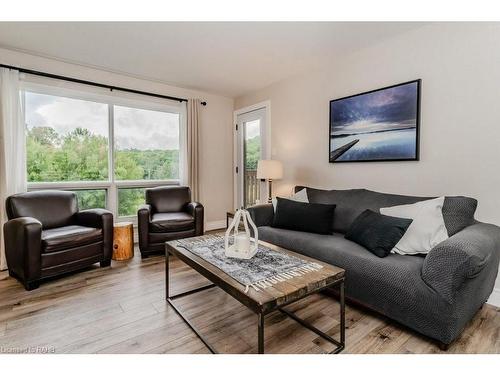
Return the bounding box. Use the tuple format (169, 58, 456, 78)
(112, 222, 134, 261)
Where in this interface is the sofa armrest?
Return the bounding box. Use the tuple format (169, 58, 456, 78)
(3, 217, 43, 281)
(186, 202, 204, 235)
(75, 208, 113, 261)
(138, 204, 152, 252)
(247, 204, 274, 227)
(422, 222, 500, 303)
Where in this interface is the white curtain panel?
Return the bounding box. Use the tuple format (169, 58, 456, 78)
(0, 68, 27, 270)
(179, 101, 189, 188)
(186, 99, 200, 202)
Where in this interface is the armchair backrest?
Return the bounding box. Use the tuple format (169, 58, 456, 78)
(145, 186, 191, 213)
(6, 190, 78, 229)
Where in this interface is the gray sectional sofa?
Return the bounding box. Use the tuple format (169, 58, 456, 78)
(247, 186, 500, 347)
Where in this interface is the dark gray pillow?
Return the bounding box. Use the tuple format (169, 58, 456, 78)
(345, 209, 413, 258)
(442, 196, 478, 236)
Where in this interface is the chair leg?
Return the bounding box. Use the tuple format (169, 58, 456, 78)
(100, 260, 111, 267)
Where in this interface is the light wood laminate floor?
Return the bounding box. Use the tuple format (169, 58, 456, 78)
(0, 248, 498, 354)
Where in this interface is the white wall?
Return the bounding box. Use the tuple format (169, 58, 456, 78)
(235, 23, 500, 305)
(0, 47, 234, 228)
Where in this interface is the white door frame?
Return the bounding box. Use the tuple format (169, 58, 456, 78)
(233, 100, 271, 210)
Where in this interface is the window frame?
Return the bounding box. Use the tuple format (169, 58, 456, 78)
(22, 81, 186, 223)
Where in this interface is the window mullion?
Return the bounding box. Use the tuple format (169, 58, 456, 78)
(107, 103, 117, 218)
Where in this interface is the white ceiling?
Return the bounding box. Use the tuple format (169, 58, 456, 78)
(0, 22, 426, 97)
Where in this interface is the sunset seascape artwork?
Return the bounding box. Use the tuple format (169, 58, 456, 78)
(329, 80, 420, 162)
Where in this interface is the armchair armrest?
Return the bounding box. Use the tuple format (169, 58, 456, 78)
(186, 202, 204, 235)
(76, 208, 113, 229)
(247, 204, 274, 227)
(75, 208, 113, 261)
(138, 204, 152, 252)
(3, 217, 43, 282)
(422, 222, 500, 303)
(138, 204, 152, 222)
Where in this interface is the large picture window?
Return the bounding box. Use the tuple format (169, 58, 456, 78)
(26, 92, 109, 182)
(114, 105, 180, 181)
(24, 86, 184, 219)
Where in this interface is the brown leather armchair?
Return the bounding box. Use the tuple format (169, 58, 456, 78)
(3, 190, 113, 290)
(138, 186, 203, 258)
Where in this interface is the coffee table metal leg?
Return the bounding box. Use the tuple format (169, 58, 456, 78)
(277, 278, 345, 354)
(165, 246, 170, 299)
(165, 243, 218, 353)
(167, 297, 218, 354)
(258, 313, 265, 354)
(340, 280, 345, 346)
(165, 242, 345, 354)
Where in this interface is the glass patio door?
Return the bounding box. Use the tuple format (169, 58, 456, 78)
(235, 108, 267, 208)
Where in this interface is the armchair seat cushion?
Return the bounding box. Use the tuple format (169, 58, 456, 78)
(42, 225, 103, 253)
(149, 212, 195, 233)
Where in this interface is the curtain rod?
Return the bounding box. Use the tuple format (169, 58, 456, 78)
(0, 63, 207, 106)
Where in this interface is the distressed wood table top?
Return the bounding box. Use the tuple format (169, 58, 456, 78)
(166, 236, 345, 314)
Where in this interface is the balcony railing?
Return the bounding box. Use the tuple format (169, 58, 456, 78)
(244, 169, 260, 207)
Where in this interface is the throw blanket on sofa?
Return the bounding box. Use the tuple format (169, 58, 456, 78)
(176, 234, 323, 293)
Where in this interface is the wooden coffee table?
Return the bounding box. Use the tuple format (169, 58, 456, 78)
(165, 236, 346, 354)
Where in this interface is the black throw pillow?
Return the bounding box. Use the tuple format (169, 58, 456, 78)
(345, 209, 413, 258)
(272, 197, 335, 235)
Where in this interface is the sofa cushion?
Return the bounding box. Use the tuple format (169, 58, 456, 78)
(42, 225, 103, 253)
(150, 212, 195, 233)
(257, 226, 455, 341)
(345, 209, 413, 258)
(258, 227, 430, 308)
(272, 197, 335, 235)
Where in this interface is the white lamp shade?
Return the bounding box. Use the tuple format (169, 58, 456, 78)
(256, 159, 283, 180)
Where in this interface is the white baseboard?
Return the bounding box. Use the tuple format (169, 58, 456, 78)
(487, 287, 500, 307)
(206, 220, 226, 231)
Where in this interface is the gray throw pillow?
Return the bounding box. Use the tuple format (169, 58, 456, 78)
(442, 196, 478, 236)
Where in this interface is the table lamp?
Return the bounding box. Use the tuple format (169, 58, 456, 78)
(257, 159, 283, 203)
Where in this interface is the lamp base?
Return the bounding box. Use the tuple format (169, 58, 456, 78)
(267, 179, 273, 203)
